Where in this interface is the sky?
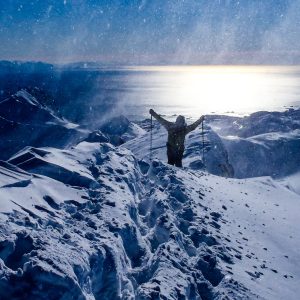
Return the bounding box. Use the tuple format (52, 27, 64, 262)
(0, 0, 300, 65)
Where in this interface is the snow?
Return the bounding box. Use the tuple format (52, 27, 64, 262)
(14, 90, 40, 106)
(124, 119, 234, 177)
(0, 90, 87, 161)
(0, 90, 299, 299)
(277, 171, 300, 196)
(0, 138, 299, 299)
(195, 174, 300, 299)
(206, 110, 300, 178)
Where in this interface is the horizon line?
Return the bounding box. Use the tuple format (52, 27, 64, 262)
(1, 59, 300, 68)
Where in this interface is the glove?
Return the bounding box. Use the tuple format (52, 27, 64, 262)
(198, 115, 204, 122)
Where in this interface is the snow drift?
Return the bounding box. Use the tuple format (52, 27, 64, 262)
(0, 90, 299, 299)
(0, 142, 249, 300)
(0, 140, 299, 299)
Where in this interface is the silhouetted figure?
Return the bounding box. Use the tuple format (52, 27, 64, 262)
(150, 109, 204, 167)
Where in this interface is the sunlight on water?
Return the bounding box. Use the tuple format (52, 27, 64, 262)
(124, 66, 300, 119)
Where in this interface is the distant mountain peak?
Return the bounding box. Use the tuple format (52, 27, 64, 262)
(14, 89, 40, 107)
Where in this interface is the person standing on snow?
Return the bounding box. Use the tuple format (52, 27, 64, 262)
(149, 109, 205, 167)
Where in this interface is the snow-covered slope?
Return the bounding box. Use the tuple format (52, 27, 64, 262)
(276, 171, 300, 196)
(207, 110, 300, 178)
(124, 119, 234, 177)
(1, 90, 300, 300)
(0, 140, 299, 299)
(0, 91, 145, 161)
(0, 90, 87, 160)
(100, 115, 146, 146)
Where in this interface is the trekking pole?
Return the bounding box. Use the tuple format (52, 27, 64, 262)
(150, 114, 153, 161)
(202, 117, 205, 168)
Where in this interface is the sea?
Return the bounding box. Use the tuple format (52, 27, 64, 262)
(1, 65, 300, 124)
(77, 65, 300, 122)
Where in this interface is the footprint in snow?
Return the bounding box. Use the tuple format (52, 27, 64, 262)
(270, 269, 278, 273)
(245, 270, 262, 279)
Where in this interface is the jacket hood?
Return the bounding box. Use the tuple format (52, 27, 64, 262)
(175, 115, 186, 127)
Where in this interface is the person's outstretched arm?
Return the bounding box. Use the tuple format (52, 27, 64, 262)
(149, 109, 172, 129)
(186, 115, 205, 133)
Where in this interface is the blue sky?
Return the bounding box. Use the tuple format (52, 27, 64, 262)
(0, 0, 299, 64)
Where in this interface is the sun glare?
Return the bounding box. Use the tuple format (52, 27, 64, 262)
(171, 66, 297, 114)
(131, 66, 300, 117)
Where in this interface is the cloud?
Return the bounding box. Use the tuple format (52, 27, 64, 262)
(1, 0, 299, 64)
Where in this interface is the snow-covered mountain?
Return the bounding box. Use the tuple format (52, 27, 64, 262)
(0, 91, 144, 161)
(124, 109, 300, 180)
(124, 119, 234, 178)
(0, 91, 299, 299)
(0, 90, 87, 160)
(206, 110, 300, 178)
(0, 61, 54, 74)
(0, 140, 299, 299)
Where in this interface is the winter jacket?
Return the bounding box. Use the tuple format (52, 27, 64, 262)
(151, 111, 204, 151)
